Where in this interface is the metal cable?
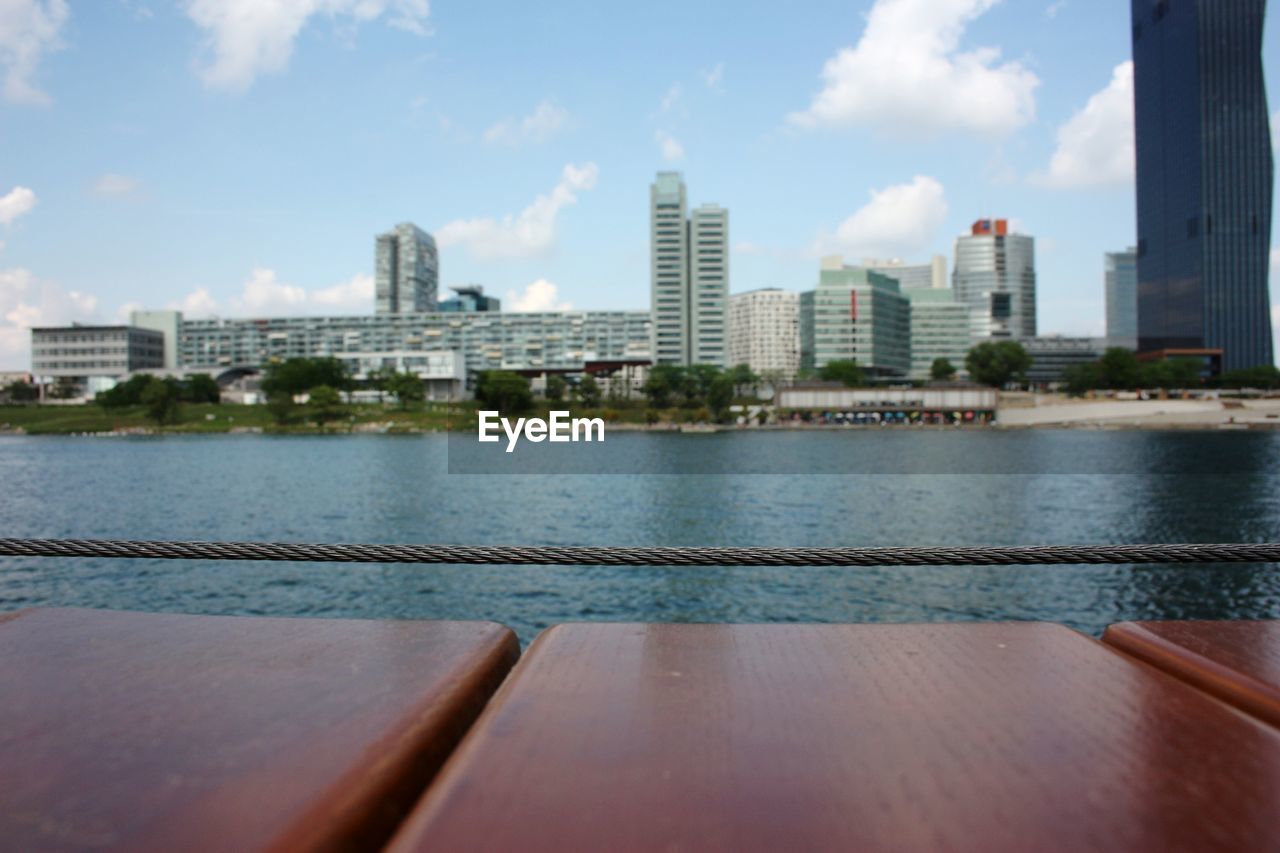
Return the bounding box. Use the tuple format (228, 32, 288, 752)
(0, 538, 1277, 567)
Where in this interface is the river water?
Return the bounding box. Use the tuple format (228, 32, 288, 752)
(1, 431, 1277, 642)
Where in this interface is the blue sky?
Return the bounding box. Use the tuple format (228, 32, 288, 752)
(1, 0, 1278, 368)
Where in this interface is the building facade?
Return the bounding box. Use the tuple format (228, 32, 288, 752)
(375, 223, 439, 315)
(129, 310, 183, 369)
(953, 219, 1036, 341)
(179, 311, 652, 383)
(1105, 248, 1138, 349)
(864, 256, 948, 291)
(31, 325, 165, 395)
(689, 204, 729, 366)
(1131, 0, 1273, 371)
(1023, 336, 1107, 386)
(802, 258, 910, 378)
(727, 288, 799, 376)
(906, 289, 972, 381)
(648, 172, 728, 366)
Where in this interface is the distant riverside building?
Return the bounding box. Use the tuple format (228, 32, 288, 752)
(1105, 249, 1138, 350)
(953, 219, 1036, 341)
(1023, 336, 1107, 386)
(179, 311, 651, 384)
(864, 256, 948, 291)
(129, 309, 183, 369)
(30, 325, 165, 396)
(800, 257, 910, 378)
(728, 288, 799, 376)
(906, 289, 971, 381)
(375, 223, 439, 315)
(1131, 0, 1273, 370)
(649, 172, 729, 366)
(439, 285, 500, 313)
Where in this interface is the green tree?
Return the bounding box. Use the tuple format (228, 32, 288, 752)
(545, 374, 567, 402)
(1095, 348, 1142, 390)
(308, 384, 344, 425)
(642, 365, 685, 409)
(99, 374, 158, 409)
(2, 380, 38, 402)
(965, 341, 1032, 388)
(141, 377, 182, 425)
(929, 358, 957, 381)
(727, 363, 760, 397)
(706, 374, 735, 422)
(819, 359, 866, 387)
(386, 370, 425, 408)
(367, 366, 392, 404)
(1217, 365, 1280, 390)
(1139, 358, 1201, 389)
(686, 364, 723, 404)
(183, 373, 221, 404)
(475, 371, 533, 413)
(576, 374, 602, 408)
(1061, 362, 1101, 396)
(266, 391, 295, 425)
(262, 357, 352, 396)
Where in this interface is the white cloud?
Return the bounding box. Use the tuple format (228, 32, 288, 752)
(812, 175, 948, 259)
(0, 186, 37, 225)
(483, 100, 569, 146)
(655, 130, 684, 162)
(659, 83, 681, 112)
(0, 0, 68, 105)
(169, 270, 375, 319)
(504, 278, 572, 312)
(1034, 61, 1134, 189)
(0, 266, 99, 368)
(788, 0, 1037, 138)
(185, 0, 431, 92)
(1045, 0, 1066, 17)
(437, 162, 599, 261)
(91, 173, 140, 197)
(702, 61, 724, 91)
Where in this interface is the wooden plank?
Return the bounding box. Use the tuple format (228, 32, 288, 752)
(1104, 619, 1280, 729)
(389, 622, 1280, 852)
(0, 607, 518, 852)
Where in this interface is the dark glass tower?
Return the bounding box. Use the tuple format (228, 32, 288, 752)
(1131, 0, 1274, 371)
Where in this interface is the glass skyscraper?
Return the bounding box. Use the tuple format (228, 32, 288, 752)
(1105, 248, 1138, 349)
(1131, 0, 1274, 370)
(375, 223, 439, 315)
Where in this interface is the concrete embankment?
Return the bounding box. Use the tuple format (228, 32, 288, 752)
(996, 396, 1280, 429)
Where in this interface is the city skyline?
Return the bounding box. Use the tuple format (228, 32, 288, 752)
(2, 0, 1280, 370)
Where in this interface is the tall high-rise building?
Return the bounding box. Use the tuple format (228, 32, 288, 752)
(375, 223, 439, 315)
(952, 219, 1036, 340)
(905, 289, 971, 381)
(1105, 248, 1138, 349)
(1131, 0, 1273, 371)
(728, 288, 799, 376)
(864, 256, 948, 290)
(648, 172, 729, 366)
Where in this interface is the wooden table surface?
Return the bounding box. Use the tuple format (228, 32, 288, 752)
(0, 607, 518, 852)
(389, 622, 1280, 853)
(1104, 619, 1280, 729)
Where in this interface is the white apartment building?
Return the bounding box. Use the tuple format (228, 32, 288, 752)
(728, 288, 799, 376)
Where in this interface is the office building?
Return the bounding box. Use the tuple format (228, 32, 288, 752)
(864, 256, 948, 291)
(728, 288, 799, 376)
(179, 310, 652, 385)
(439, 285, 500, 313)
(649, 172, 728, 366)
(953, 219, 1036, 341)
(689, 204, 729, 366)
(30, 325, 165, 396)
(129, 310, 183, 369)
(906, 289, 972, 381)
(375, 223, 439, 315)
(1105, 249, 1138, 349)
(801, 257, 910, 378)
(1023, 336, 1107, 386)
(1131, 0, 1273, 371)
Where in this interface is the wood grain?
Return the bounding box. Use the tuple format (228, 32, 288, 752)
(390, 622, 1280, 852)
(1104, 619, 1280, 729)
(0, 607, 518, 852)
